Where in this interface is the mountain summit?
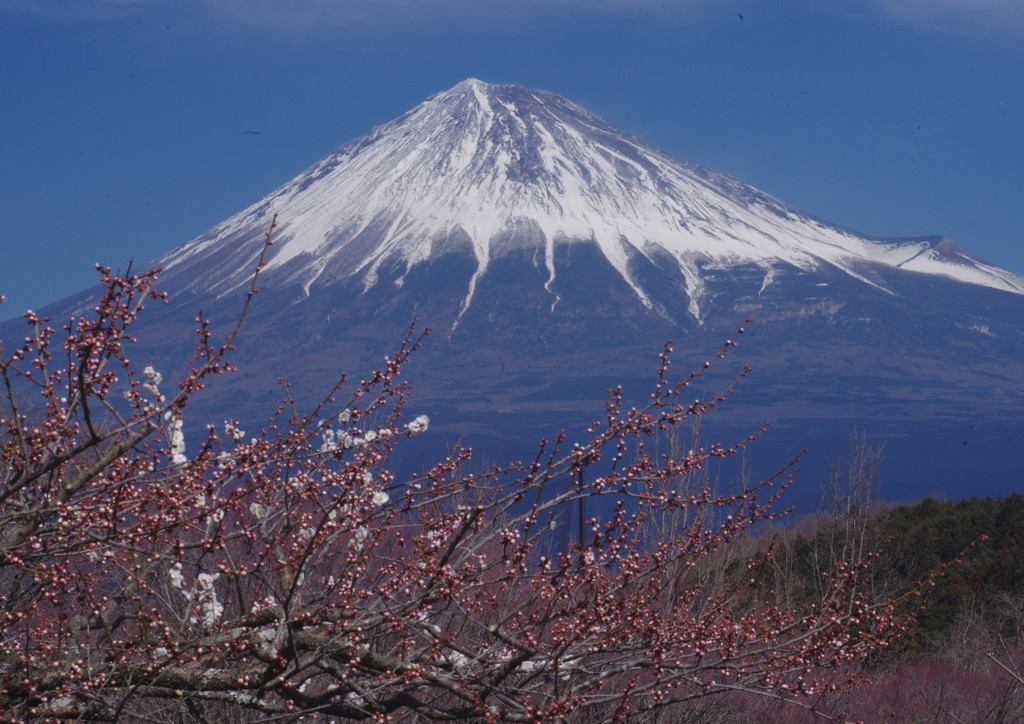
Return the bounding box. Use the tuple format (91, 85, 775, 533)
(157, 79, 1024, 329)
(14, 79, 1024, 504)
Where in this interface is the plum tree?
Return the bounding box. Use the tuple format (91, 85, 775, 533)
(0, 221, 907, 722)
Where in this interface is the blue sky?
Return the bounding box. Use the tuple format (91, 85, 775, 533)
(2, 0, 1022, 315)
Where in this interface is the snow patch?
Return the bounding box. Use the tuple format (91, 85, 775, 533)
(677, 260, 707, 324)
(758, 266, 776, 296)
(155, 79, 1024, 313)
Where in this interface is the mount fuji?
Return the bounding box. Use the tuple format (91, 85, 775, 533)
(156, 78, 1023, 315)
(10, 79, 1024, 504)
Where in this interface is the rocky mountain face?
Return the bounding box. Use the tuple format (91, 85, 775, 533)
(9, 79, 1024, 505)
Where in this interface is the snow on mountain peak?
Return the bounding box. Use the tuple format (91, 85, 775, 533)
(159, 79, 1024, 316)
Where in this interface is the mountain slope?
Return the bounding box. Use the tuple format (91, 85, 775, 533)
(154, 78, 1024, 327)
(7, 79, 1024, 506)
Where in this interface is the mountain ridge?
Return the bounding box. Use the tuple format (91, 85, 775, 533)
(151, 79, 1024, 331)
(5, 79, 1024, 507)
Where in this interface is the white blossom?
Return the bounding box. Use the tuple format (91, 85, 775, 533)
(193, 572, 224, 627)
(337, 409, 351, 424)
(169, 417, 186, 465)
(350, 526, 370, 550)
(224, 421, 245, 442)
(168, 562, 184, 589)
(249, 502, 268, 519)
(142, 365, 164, 401)
(196, 593, 224, 627)
(372, 490, 390, 506)
(363, 429, 378, 442)
(406, 415, 430, 434)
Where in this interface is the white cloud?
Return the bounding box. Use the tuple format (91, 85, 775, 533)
(865, 0, 1024, 35)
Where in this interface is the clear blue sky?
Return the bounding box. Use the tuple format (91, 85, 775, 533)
(2, 0, 1022, 316)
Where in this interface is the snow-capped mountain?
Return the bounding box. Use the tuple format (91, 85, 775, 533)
(10, 79, 1024, 505)
(156, 78, 1024, 326)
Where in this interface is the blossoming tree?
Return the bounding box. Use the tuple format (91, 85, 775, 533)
(0, 227, 908, 722)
